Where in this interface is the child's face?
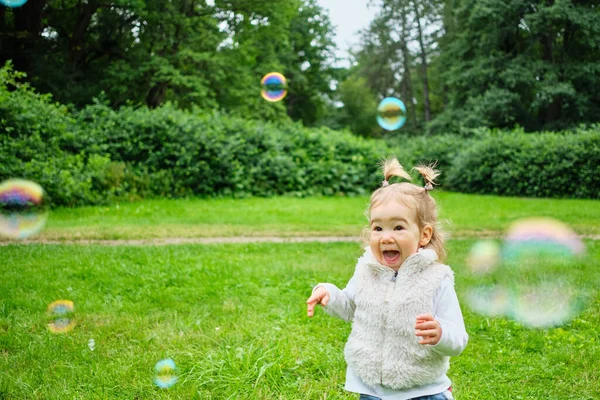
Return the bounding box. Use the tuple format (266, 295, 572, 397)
(369, 199, 431, 270)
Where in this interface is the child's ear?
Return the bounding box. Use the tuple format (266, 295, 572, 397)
(419, 225, 433, 247)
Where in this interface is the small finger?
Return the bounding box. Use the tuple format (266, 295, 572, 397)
(418, 335, 438, 344)
(416, 314, 433, 321)
(415, 321, 436, 330)
(306, 295, 318, 304)
(415, 329, 439, 338)
(321, 294, 330, 307)
(307, 303, 315, 317)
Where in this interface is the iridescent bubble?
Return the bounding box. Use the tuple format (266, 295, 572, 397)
(88, 338, 96, 351)
(465, 218, 586, 328)
(0, 179, 48, 239)
(503, 217, 585, 263)
(466, 240, 501, 274)
(260, 72, 287, 102)
(154, 358, 178, 389)
(510, 283, 581, 329)
(465, 285, 509, 318)
(376, 97, 407, 131)
(502, 218, 585, 328)
(0, 0, 28, 8)
(47, 300, 76, 333)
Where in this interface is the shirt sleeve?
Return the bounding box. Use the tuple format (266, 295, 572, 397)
(313, 272, 358, 322)
(431, 276, 469, 356)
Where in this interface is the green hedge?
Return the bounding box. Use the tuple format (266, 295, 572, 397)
(0, 63, 107, 206)
(387, 133, 480, 187)
(67, 103, 387, 199)
(1, 62, 598, 206)
(445, 127, 600, 198)
(1, 63, 389, 206)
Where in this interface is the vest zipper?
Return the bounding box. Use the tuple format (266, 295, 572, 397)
(380, 271, 398, 385)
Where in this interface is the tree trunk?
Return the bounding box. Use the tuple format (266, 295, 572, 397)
(0, 0, 46, 74)
(68, 1, 99, 70)
(146, 82, 168, 108)
(413, 0, 431, 122)
(399, 16, 417, 128)
(540, 0, 559, 125)
(0, 7, 6, 56)
(441, 0, 456, 111)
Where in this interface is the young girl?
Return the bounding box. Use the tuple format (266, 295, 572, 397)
(306, 158, 468, 400)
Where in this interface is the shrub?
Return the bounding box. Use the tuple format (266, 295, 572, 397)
(0, 63, 108, 206)
(70, 104, 388, 198)
(446, 126, 600, 199)
(3, 61, 598, 206)
(387, 133, 479, 186)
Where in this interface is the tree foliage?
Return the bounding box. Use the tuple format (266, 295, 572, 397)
(0, 0, 598, 135)
(339, 0, 444, 135)
(0, 0, 340, 126)
(431, 0, 600, 132)
(344, 0, 599, 135)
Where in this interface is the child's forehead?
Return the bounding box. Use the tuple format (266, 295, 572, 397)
(370, 197, 418, 221)
(372, 190, 417, 209)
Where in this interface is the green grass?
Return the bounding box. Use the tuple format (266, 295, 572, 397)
(8, 192, 600, 241)
(2, 193, 600, 398)
(1, 241, 599, 399)
(30, 197, 370, 241)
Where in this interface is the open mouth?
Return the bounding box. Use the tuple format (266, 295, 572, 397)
(382, 250, 401, 264)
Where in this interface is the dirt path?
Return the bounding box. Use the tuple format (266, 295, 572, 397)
(2, 234, 599, 246)
(1, 236, 360, 246)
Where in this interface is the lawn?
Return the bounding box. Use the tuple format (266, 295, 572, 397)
(5, 192, 600, 242)
(1, 194, 599, 399)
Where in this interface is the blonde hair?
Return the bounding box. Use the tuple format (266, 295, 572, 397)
(363, 157, 447, 262)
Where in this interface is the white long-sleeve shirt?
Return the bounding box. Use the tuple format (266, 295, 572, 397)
(316, 266, 468, 400)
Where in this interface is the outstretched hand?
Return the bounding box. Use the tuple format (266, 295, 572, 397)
(306, 286, 330, 317)
(415, 313, 442, 345)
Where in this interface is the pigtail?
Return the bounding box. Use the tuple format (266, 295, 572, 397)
(380, 157, 412, 187)
(413, 163, 440, 191)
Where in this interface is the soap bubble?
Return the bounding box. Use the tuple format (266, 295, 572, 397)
(376, 97, 407, 131)
(510, 282, 580, 328)
(0, 0, 28, 8)
(0, 179, 48, 239)
(154, 358, 178, 389)
(503, 217, 585, 263)
(465, 218, 586, 328)
(47, 300, 76, 333)
(88, 338, 96, 351)
(260, 72, 287, 102)
(466, 240, 501, 274)
(465, 285, 509, 318)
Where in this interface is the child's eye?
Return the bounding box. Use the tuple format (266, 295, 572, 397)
(394, 226, 404, 231)
(373, 226, 382, 232)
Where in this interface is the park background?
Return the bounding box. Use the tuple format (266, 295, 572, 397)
(1, 0, 599, 398)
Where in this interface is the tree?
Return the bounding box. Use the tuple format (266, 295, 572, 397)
(0, 0, 340, 127)
(342, 0, 445, 134)
(435, 0, 600, 132)
(336, 75, 380, 137)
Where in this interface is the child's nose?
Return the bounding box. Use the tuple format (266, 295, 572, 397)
(381, 234, 394, 243)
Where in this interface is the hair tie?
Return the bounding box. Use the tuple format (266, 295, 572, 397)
(424, 182, 433, 191)
(382, 180, 389, 188)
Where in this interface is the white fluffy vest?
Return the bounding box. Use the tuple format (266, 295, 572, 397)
(344, 248, 453, 390)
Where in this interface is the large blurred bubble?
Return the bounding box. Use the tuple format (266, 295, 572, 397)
(465, 218, 587, 328)
(466, 240, 501, 274)
(0, 179, 49, 239)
